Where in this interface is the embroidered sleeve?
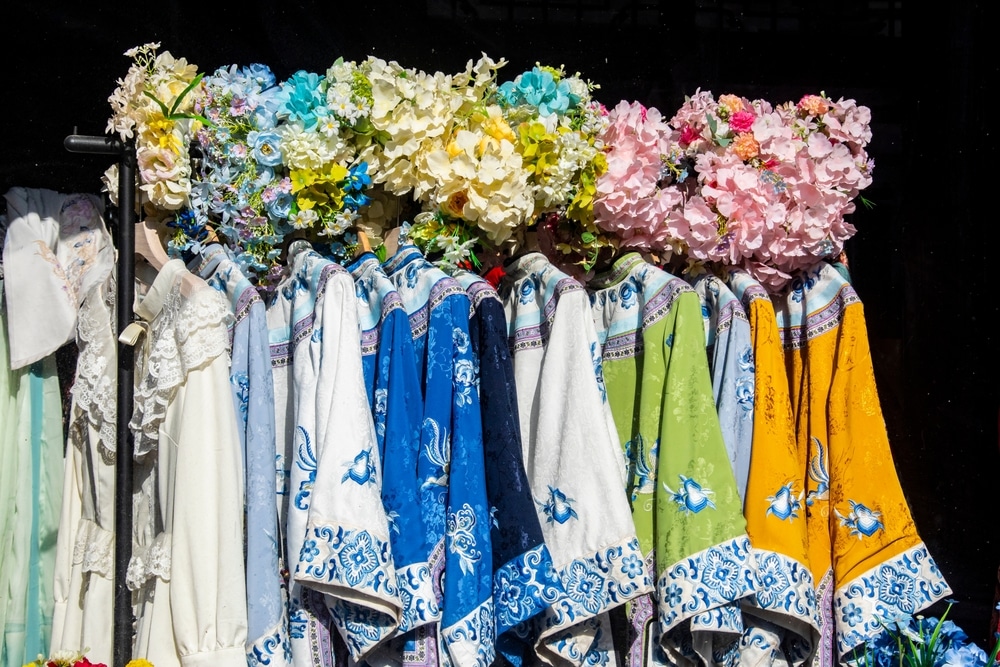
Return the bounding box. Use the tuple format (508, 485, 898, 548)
(436, 293, 497, 667)
(293, 268, 401, 659)
(827, 300, 951, 656)
(168, 354, 249, 667)
(525, 288, 652, 666)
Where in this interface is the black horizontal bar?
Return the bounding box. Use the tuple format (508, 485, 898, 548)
(64, 134, 125, 155)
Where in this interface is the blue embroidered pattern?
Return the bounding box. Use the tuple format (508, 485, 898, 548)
(537, 486, 578, 524)
(447, 503, 483, 576)
(541, 536, 652, 631)
(748, 550, 816, 621)
(663, 475, 717, 513)
(835, 500, 885, 539)
(296, 525, 399, 656)
(656, 536, 755, 632)
(625, 434, 657, 501)
(493, 544, 563, 635)
(807, 436, 830, 506)
(294, 426, 316, 511)
(834, 544, 951, 655)
(247, 621, 292, 667)
(341, 448, 378, 486)
(396, 561, 440, 632)
(766, 482, 803, 521)
(442, 600, 497, 667)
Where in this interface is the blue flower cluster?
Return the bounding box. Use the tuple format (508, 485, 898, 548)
(497, 67, 580, 117)
(849, 603, 996, 667)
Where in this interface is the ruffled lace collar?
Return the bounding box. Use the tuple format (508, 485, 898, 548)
(130, 259, 232, 457)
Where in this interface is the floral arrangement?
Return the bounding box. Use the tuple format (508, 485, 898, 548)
(497, 64, 610, 274)
(105, 43, 206, 215)
(107, 44, 874, 290)
(848, 602, 999, 667)
(188, 62, 290, 283)
(665, 90, 874, 288)
(22, 651, 155, 667)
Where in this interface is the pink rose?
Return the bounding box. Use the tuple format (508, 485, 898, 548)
(729, 110, 756, 133)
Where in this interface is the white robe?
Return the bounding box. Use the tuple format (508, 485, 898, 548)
(49, 264, 117, 663)
(500, 253, 652, 666)
(127, 259, 248, 667)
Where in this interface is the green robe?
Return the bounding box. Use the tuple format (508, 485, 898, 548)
(589, 255, 754, 667)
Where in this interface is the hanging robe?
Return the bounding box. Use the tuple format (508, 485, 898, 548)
(127, 259, 248, 667)
(773, 262, 950, 666)
(348, 251, 436, 637)
(453, 268, 565, 666)
(190, 244, 290, 667)
(587, 253, 755, 667)
(726, 268, 819, 667)
(500, 252, 653, 667)
(277, 242, 401, 660)
(382, 245, 495, 667)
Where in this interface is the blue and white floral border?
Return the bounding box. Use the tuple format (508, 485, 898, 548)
(833, 542, 951, 657)
(295, 523, 400, 658)
(656, 535, 756, 633)
(538, 535, 653, 664)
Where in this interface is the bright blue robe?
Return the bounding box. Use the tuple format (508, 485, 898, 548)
(348, 252, 436, 636)
(383, 245, 495, 667)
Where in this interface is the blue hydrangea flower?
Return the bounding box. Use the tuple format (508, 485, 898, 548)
(275, 70, 327, 129)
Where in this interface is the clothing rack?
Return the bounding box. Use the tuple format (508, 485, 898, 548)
(63, 133, 136, 667)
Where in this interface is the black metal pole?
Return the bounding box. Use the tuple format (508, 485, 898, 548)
(64, 134, 135, 667)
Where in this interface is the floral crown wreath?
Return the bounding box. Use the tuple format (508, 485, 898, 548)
(106, 44, 873, 291)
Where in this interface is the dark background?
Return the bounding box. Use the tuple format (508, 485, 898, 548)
(2, 0, 995, 646)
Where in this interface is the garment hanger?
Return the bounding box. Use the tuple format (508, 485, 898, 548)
(353, 229, 373, 259)
(135, 219, 171, 271)
(381, 226, 402, 260)
(134, 218, 200, 297)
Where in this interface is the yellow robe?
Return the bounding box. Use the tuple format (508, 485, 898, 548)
(727, 269, 819, 666)
(773, 262, 950, 665)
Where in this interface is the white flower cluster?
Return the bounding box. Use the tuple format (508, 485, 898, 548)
(104, 43, 200, 212)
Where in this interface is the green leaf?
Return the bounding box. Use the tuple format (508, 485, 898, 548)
(706, 113, 718, 135)
(716, 135, 732, 147)
(169, 72, 205, 116)
(142, 91, 171, 117)
(172, 112, 215, 127)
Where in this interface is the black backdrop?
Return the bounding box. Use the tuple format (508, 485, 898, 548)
(2, 0, 996, 646)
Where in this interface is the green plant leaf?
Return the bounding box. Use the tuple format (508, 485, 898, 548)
(706, 113, 718, 135)
(169, 72, 205, 116)
(142, 91, 171, 117)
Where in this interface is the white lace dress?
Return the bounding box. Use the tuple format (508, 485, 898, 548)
(49, 266, 118, 663)
(127, 259, 249, 667)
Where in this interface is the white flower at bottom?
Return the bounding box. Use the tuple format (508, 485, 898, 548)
(290, 208, 319, 230)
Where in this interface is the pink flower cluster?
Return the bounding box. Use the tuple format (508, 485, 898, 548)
(592, 101, 684, 252)
(591, 90, 874, 289)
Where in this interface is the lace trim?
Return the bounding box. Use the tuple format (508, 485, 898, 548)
(72, 518, 114, 578)
(71, 275, 118, 453)
(130, 281, 232, 457)
(126, 531, 172, 590)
